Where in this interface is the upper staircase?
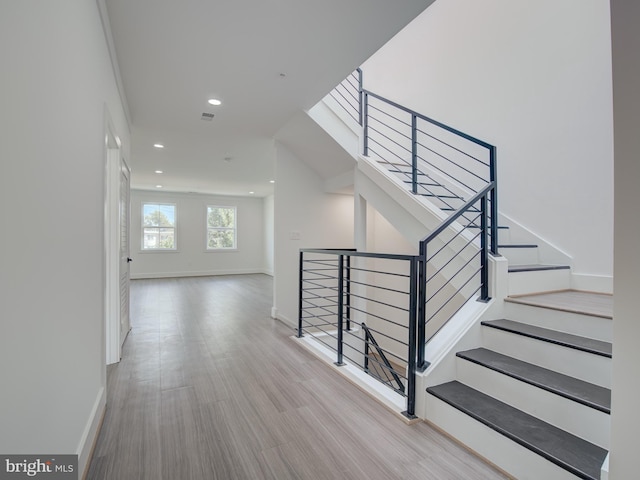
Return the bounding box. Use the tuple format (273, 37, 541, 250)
(300, 69, 611, 479)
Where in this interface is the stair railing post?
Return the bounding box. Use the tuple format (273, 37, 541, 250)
(480, 194, 489, 301)
(417, 241, 428, 371)
(297, 251, 304, 338)
(489, 146, 498, 255)
(411, 114, 418, 194)
(363, 92, 369, 157)
(357, 68, 363, 126)
(405, 256, 418, 418)
(335, 254, 345, 366)
(345, 255, 351, 331)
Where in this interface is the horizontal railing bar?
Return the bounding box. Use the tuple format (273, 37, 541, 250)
(301, 249, 418, 262)
(364, 89, 495, 150)
(368, 123, 412, 155)
(427, 227, 481, 264)
(427, 240, 481, 287)
(427, 266, 482, 321)
(368, 103, 412, 130)
(418, 155, 480, 194)
(368, 135, 411, 162)
(348, 292, 410, 313)
(364, 355, 407, 382)
(347, 305, 410, 330)
(346, 279, 410, 296)
(361, 324, 409, 347)
(416, 125, 490, 167)
(348, 266, 410, 279)
(426, 251, 481, 303)
(301, 278, 339, 291)
(421, 183, 495, 245)
(426, 285, 482, 342)
(417, 140, 489, 184)
(368, 145, 407, 166)
(299, 319, 339, 328)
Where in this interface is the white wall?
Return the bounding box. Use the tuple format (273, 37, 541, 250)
(362, 0, 613, 279)
(130, 190, 266, 278)
(0, 0, 129, 475)
(273, 143, 354, 327)
(609, 1, 640, 478)
(263, 194, 275, 276)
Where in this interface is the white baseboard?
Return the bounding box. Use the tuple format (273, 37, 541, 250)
(130, 268, 264, 279)
(77, 386, 106, 480)
(571, 273, 613, 294)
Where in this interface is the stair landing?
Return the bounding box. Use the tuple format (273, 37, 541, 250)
(506, 290, 613, 319)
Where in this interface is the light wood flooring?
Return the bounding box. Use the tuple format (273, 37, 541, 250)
(87, 274, 507, 480)
(506, 289, 613, 319)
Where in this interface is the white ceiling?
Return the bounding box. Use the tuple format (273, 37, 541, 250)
(104, 0, 432, 197)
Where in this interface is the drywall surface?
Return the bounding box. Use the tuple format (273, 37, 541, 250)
(273, 143, 354, 327)
(130, 190, 265, 278)
(362, 0, 613, 277)
(0, 0, 129, 473)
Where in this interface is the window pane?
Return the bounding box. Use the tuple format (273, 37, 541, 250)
(143, 204, 175, 227)
(143, 228, 159, 249)
(208, 229, 235, 249)
(159, 228, 175, 249)
(207, 207, 234, 228)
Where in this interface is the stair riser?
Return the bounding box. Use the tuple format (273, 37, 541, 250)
(508, 269, 571, 295)
(482, 328, 611, 388)
(456, 358, 610, 449)
(503, 301, 612, 342)
(426, 395, 583, 480)
(501, 247, 540, 266)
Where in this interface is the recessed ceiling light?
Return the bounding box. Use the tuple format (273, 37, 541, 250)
(269, 180, 275, 184)
(155, 170, 163, 174)
(153, 144, 164, 149)
(249, 191, 255, 195)
(156, 185, 163, 188)
(208, 98, 222, 106)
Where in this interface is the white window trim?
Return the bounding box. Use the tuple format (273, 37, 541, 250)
(141, 202, 177, 251)
(206, 205, 237, 251)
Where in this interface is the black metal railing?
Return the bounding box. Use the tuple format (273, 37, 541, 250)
(416, 183, 494, 370)
(328, 68, 362, 125)
(298, 249, 418, 418)
(300, 70, 499, 416)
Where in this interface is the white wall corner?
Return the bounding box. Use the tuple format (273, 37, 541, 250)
(77, 387, 106, 480)
(601, 452, 609, 480)
(571, 273, 613, 294)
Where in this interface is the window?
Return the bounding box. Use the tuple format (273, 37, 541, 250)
(142, 203, 176, 250)
(207, 206, 236, 249)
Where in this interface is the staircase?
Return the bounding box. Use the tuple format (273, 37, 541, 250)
(426, 291, 612, 480)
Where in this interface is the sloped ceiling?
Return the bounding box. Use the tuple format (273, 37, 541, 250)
(104, 0, 433, 196)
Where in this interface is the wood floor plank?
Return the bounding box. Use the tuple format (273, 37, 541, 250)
(87, 274, 507, 480)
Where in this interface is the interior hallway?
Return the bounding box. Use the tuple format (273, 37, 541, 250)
(87, 274, 506, 479)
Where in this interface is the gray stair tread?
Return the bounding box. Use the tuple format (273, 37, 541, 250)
(427, 381, 608, 480)
(508, 264, 570, 272)
(457, 348, 611, 413)
(498, 244, 538, 248)
(482, 319, 612, 358)
(506, 290, 613, 319)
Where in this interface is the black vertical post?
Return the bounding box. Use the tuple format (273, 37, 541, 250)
(297, 251, 304, 338)
(357, 68, 363, 127)
(404, 257, 418, 419)
(363, 92, 369, 156)
(335, 255, 345, 366)
(417, 241, 428, 371)
(345, 255, 351, 331)
(489, 146, 498, 255)
(412, 115, 418, 194)
(480, 195, 490, 301)
(364, 324, 370, 373)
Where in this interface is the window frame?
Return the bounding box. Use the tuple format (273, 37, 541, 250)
(205, 205, 237, 251)
(141, 202, 177, 251)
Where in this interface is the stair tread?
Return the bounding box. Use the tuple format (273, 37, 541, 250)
(482, 319, 612, 358)
(457, 348, 611, 413)
(506, 290, 613, 319)
(508, 264, 570, 273)
(427, 381, 608, 480)
(498, 244, 538, 249)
